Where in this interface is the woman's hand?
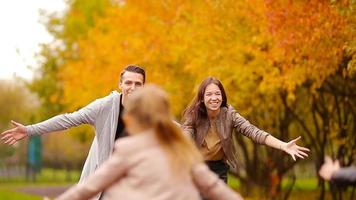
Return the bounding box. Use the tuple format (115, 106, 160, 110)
(281, 136, 310, 161)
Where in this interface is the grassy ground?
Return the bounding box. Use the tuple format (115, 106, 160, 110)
(0, 188, 41, 200)
(0, 168, 79, 200)
(1, 170, 353, 200)
(228, 175, 319, 190)
(0, 168, 80, 183)
(229, 176, 354, 200)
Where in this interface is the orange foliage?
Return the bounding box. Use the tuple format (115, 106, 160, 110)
(262, 0, 351, 92)
(56, 0, 354, 117)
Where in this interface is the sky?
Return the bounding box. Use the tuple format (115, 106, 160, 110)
(0, 0, 67, 80)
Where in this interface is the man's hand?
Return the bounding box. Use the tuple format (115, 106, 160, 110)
(1, 120, 28, 146)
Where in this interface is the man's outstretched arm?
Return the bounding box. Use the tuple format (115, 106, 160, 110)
(1, 97, 102, 145)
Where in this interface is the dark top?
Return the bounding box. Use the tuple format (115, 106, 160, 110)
(115, 95, 127, 140)
(331, 166, 356, 187)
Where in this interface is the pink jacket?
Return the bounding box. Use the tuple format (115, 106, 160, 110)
(56, 131, 242, 200)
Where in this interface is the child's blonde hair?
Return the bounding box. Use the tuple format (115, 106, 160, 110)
(125, 84, 202, 173)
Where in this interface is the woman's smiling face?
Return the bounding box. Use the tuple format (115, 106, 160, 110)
(203, 83, 222, 112)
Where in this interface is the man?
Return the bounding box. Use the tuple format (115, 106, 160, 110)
(319, 156, 356, 187)
(1, 65, 145, 184)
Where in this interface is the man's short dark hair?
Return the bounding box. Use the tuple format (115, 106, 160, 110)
(120, 64, 146, 83)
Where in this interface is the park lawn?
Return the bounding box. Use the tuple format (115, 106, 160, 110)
(0, 182, 74, 200)
(0, 168, 80, 183)
(0, 186, 41, 200)
(228, 176, 354, 200)
(283, 177, 318, 190)
(0, 172, 350, 200)
(228, 175, 318, 190)
(0, 168, 79, 200)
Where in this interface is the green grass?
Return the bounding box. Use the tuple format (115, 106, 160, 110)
(0, 186, 42, 200)
(1, 171, 352, 200)
(228, 175, 318, 190)
(36, 168, 80, 183)
(0, 168, 80, 184)
(0, 168, 79, 199)
(283, 178, 318, 190)
(228, 176, 355, 200)
(228, 173, 240, 189)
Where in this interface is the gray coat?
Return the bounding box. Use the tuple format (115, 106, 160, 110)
(331, 166, 356, 186)
(26, 91, 122, 183)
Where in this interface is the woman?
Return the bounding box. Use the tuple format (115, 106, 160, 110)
(56, 84, 242, 200)
(182, 77, 310, 182)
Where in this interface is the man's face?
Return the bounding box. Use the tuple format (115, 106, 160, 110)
(119, 71, 144, 97)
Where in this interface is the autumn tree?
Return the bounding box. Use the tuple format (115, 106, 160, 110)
(33, 0, 355, 199)
(28, 0, 113, 171)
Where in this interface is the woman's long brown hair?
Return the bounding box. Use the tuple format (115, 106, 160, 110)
(182, 77, 228, 127)
(125, 84, 202, 173)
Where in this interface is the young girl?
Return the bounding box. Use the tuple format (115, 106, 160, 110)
(182, 77, 309, 182)
(56, 84, 242, 200)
